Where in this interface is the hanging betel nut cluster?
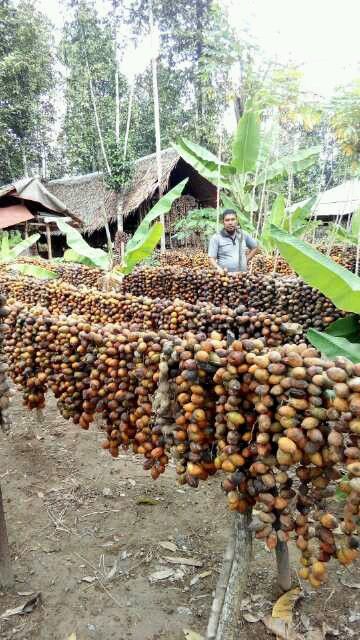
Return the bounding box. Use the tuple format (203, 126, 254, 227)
(3, 301, 359, 588)
(0, 295, 11, 433)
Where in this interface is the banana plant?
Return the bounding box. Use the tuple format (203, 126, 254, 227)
(172, 102, 320, 236)
(0, 231, 57, 279)
(328, 208, 360, 245)
(57, 179, 188, 277)
(270, 225, 360, 362)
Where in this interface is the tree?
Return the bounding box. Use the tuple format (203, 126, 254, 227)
(329, 78, 360, 168)
(60, 0, 130, 175)
(128, 0, 234, 152)
(0, 0, 55, 183)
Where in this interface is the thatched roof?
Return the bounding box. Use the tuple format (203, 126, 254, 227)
(46, 148, 180, 233)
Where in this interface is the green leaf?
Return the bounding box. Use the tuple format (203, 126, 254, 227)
(351, 208, 360, 237)
(121, 223, 163, 275)
(270, 225, 360, 313)
(172, 141, 230, 188)
(328, 223, 356, 245)
(325, 315, 360, 341)
(1, 233, 40, 263)
(231, 106, 260, 173)
(126, 179, 188, 253)
(179, 138, 235, 176)
(287, 196, 317, 233)
(256, 146, 320, 185)
(11, 263, 58, 280)
(1, 231, 10, 259)
(63, 248, 97, 267)
(261, 195, 286, 252)
(55, 220, 110, 271)
(307, 328, 360, 363)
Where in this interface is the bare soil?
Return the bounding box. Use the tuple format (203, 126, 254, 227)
(0, 390, 359, 640)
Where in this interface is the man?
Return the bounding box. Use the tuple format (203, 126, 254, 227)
(208, 209, 258, 273)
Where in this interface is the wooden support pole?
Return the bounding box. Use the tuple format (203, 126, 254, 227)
(206, 511, 253, 640)
(0, 481, 13, 589)
(45, 223, 52, 260)
(275, 539, 292, 592)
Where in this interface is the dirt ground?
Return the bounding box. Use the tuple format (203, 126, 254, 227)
(0, 389, 359, 640)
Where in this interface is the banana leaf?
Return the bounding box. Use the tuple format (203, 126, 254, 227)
(351, 208, 360, 237)
(324, 315, 360, 341)
(231, 106, 260, 173)
(286, 196, 317, 233)
(1, 233, 40, 263)
(11, 263, 58, 280)
(121, 222, 163, 275)
(126, 179, 188, 253)
(0, 232, 10, 260)
(55, 220, 110, 271)
(270, 225, 360, 313)
(256, 146, 321, 185)
(261, 195, 286, 251)
(63, 249, 97, 267)
(307, 328, 360, 363)
(178, 138, 235, 176)
(292, 220, 321, 238)
(172, 141, 230, 188)
(328, 223, 356, 245)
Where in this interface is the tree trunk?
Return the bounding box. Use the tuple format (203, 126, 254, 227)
(22, 147, 29, 178)
(195, 0, 205, 124)
(206, 511, 253, 640)
(0, 482, 13, 589)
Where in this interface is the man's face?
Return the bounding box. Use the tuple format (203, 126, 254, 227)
(223, 213, 238, 234)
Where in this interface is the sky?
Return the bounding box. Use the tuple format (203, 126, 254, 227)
(223, 0, 360, 97)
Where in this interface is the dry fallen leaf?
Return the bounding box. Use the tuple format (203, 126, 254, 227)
(190, 570, 212, 586)
(149, 569, 179, 583)
(81, 576, 96, 584)
(159, 540, 178, 553)
(183, 629, 204, 640)
(262, 615, 300, 640)
(243, 611, 262, 623)
(67, 635, 77, 640)
(272, 587, 301, 623)
(163, 556, 203, 567)
(340, 576, 360, 589)
(0, 593, 42, 620)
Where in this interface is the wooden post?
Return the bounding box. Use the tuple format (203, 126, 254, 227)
(45, 223, 52, 260)
(275, 539, 292, 592)
(0, 481, 13, 589)
(206, 511, 252, 640)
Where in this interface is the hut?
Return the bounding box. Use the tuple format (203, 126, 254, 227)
(291, 179, 360, 238)
(0, 177, 80, 258)
(46, 148, 217, 247)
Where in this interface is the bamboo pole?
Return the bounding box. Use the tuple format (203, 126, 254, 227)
(149, 1, 165, 253)
(0, 481, 13, 589)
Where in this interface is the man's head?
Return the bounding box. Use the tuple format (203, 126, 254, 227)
(222, 209, 238, 234)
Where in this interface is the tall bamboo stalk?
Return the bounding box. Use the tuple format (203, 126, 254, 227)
(149, 0, 165, 253)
